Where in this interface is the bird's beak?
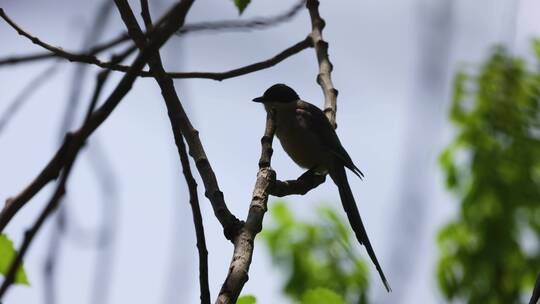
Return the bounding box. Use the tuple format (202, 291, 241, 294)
(252, 96, 265, 103)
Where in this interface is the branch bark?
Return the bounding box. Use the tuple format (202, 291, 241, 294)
(216, 110, 277, 304)
(306, 0, 338, 128)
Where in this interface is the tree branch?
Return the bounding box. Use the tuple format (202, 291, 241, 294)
(177, 130, 211, 304)
(216, 110, 277, 304)
(0, 0, 196, 234)
(158, 37, 312, 81)
(0, 1, 305, 67)
(0, 9, 311, 81)
(269, 169, 326, 197)
(0, 132, 81, 300)
(144, 1, 210, 302)
(114, 0, 241, 241)
(306, 0, 338, 128)
(175, 0, 305, 35)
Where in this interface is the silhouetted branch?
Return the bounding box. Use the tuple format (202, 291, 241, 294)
(0, 1, 304, 68)
(0, 62, 60, 135)
(177, 131, 211, 304)
(0, 0, 196, 234)
(0, 9, 311, 81)
(306, 0, 338, 128)
(0, 132, 81, 300)
(175, 0, 305, 35)
(270, 169, 326, 197)
(157, 37, 312, 81)
(114, 0, 242, 241)
(0, 9, 136, 72)
(146, 1, 210, 302)
(216, 110, 277, 304)
(0, 34, 131, 66)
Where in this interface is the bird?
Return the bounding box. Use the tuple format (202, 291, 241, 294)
(253, 83, 391, 292)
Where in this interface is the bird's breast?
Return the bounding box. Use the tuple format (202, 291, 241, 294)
(275, 114, 326, 169)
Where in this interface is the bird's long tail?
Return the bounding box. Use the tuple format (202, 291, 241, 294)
(330, 166, 391, 292)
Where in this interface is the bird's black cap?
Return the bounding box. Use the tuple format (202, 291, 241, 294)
(252, 83, 299, 103)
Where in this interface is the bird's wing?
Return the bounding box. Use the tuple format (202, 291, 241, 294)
(296, 101, 364, 178)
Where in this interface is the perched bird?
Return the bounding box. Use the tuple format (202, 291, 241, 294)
(253, 83, 391, 292)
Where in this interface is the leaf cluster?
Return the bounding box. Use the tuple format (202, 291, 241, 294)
(261, 201, 369, 304)
(438, 42, 540, 303)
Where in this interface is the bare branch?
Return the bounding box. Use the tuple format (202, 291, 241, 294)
(0, 1, 304, 67)
(0, 9, 137, 72)
(0, 63, 60, 135)
(0, 0, 196, 234)
(175, 0, 305, 35)
(306, 0, 338, 128)
(216, 111, 277, 304)
(0, 53, 57, 65)
(270, 169, 326, 197)
(178, 132, 211, 304)
(158, 37, 312, 81)
(0, 9, 311, 81)
(114, 0, 241, 240)
(0, 132, 80, 299)
(143, 1, 210, 302)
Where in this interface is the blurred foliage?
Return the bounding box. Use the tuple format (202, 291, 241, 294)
(300, 287, 346, 304)
(261, 201, 370, 304)
(0, 234, 29, 285)
(232, 0, 251, 14)
(438, 42, 540, 303)
(236, 287, 346, 304)
(237, 294, 257, 304)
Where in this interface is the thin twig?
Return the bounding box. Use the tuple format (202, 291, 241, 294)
(216, 110, 277, 304)
(0, 53, 56, 65)
(0, 9, 134, 73)
(144, 1, 210, 302)
(0, 1, 305, 67)
(0, 9, 312, 81)
(114, 0, 241, 240)
(156, 37, 312, 81)
(0, 0, 196, 234)
(178, 134, 211, 304)
(175, 0, 305, 35)
(0, 62, 60, 135)
(306, 0, 338, 128)
(0, 132, 80, 300)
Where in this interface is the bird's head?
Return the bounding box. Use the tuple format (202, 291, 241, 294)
(252, 84, 299, 108)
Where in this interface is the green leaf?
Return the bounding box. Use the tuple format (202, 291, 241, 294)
(300, 288, 345, 304)
(0, 234, 29, 285)
(232, 0, 251, 14)
(237, 295, 256, 304)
